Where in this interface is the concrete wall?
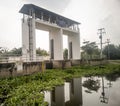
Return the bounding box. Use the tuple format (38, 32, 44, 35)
(71, 59, 81, 66)
(52, 60, 71, 69)
(81, 59, 108, 66)
(0, 62, 45, 78)
(0, 63, 17, 77)
(0, 59, 108, 77)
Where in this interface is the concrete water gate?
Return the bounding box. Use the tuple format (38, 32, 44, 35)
(20, 4, 81, 62)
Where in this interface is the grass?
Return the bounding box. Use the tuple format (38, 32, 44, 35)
(0, 63, 120, 106)
(109, 60, 120, 64)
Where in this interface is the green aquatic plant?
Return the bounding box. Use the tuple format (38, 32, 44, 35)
(0, 63, 120, 105)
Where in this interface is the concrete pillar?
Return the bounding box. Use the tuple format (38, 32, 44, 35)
(49, 28, 63, 60)
(22, 12, 36, 62)
(68, 31, 80, 60)
(22, 15, 30, 61)
(29, 12, 36, 61)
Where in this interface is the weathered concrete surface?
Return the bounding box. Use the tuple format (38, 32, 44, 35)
(71, 59, 81, 66)
(0, 59, 108, 77)
(0, 63, 17, 77)
(0, 62, 45, 78)
(52, 60, 71, 69)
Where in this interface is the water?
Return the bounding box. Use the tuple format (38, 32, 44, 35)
(44, 75, 120, 106)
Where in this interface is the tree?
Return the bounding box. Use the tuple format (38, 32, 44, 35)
(36, 48, 49, 56)
(63, 48, 68, 60)
(0, 47, 22, 57)
(0, 47, 9, 58)
(103, 44, 120, 60)
(0, 47, 3, 54)
(1, 47, 50, 57)
(81, 41, 100, 60)
(9, 48, 22, 56)
(0, 47, 8, 54)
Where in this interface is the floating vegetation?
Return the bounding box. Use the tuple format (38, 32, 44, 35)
(0, 63, 120, 105)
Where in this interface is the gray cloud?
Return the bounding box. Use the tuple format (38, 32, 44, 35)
(100, 0, 120, 45)
(23, 0, 71, 13)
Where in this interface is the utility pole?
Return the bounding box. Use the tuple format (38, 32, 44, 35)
(97, 28, 106, 59)
(106, 39, 110, 60)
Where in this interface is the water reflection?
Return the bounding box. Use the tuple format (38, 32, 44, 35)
(82, 77, 100, 93)
(44, 75, 120, 106)
(100, 76, 109, 104)
(65, 78, 82, 106)
(105, 73, 120, 82)
(44, 78, 83, 106)
(82, 75, 120, 106)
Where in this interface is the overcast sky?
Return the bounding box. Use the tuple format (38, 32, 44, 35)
(0, 0, 120, 51)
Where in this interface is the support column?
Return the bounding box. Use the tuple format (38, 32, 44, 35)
(22, 11, 36, 62)
(68, 31, 80, 60)
(29, 12, 36, 61)
(22, 15, 30, 61)
(49, 28, 63, 60)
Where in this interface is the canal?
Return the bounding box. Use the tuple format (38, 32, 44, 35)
(44, 75, 120, 106)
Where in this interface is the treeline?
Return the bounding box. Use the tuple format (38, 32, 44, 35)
(81, 41, 120, 60)
(0, 47, 49, 56)
(103, 44, 120, 60)
(0, 47, 22, 56)
(1, 43, 120, 60)
(36, 47, 49, 56)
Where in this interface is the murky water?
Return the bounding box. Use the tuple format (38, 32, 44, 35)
(44, 75, 120, 106)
